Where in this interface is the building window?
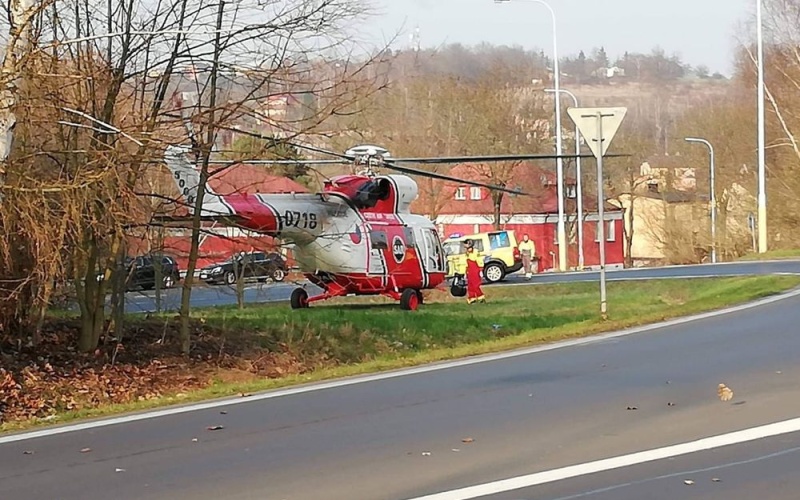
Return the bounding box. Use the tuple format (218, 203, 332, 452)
(470, 186, 482, 200)
(455, 187, 466, 200)
(595, 220, 616, 242)
(566, 185, 577, 198)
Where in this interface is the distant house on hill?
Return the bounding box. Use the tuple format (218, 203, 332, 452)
(412, 163, 625, 272)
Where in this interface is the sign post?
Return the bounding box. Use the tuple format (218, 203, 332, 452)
(567, 107, 627, 319)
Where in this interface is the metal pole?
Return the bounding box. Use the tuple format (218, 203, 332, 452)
(756, 0, 768, 253)
(710, 144, 717, 263)
(685, 137, 717, 263)
(595, 112, 607, 319)
(546, 88, 584, 270)
(547, 1, 567, 272)
(495, 0, 566, 269)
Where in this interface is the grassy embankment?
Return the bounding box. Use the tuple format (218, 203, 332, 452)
(2, 275, 799, 433)
(738, 249, 800, 261)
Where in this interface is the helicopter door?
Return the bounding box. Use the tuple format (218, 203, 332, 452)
(417, 228, 446, 273)
(367, 229, 388, 275)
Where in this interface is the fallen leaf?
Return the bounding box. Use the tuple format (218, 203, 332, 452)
(207, 425, 224, 431)
(684, 479, 694, 485)
(80, 447, 92, 453)
(461, 437, 475, 443)
(718, 383, 734, 402)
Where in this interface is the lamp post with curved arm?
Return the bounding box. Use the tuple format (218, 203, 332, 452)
(545, 87, 584, 270)
(685, 137, 717, 264)
(495, 0, 567, 271)
(756, 0, 767, 253)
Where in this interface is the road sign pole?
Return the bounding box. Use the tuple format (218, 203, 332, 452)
(595, 112, 608, 319)
(567, 106, 627, 321)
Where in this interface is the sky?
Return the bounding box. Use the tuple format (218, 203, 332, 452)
(359, 0, 754, 76)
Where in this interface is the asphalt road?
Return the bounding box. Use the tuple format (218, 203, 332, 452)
(123, 259, 800, 313)
(3, 263, 800, 500)
(486, 431, 800, 500)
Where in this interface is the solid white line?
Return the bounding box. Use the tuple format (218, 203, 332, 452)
(2, 286, 800, 445)
(405, 417, 800, 500)
(498, 273, 800, 288)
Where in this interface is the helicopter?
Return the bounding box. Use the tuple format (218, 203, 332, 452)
(159, 141, 598, 310)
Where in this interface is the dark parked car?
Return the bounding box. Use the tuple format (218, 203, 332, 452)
(122, 255, 181, 291)
(199, 251, 287, 285)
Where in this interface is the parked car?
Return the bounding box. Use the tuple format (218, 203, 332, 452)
(123, 254, 181, 291)
(442, 230, 523, 283)
(199, 251, 288, 285)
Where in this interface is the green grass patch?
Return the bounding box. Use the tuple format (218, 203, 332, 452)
(738, 248, 800, 261)
(3, 275, 799, 434)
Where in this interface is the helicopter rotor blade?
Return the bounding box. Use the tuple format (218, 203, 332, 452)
(206, 159, 350, 166)
(389, 153, 627, 164)
(382, 161, 528, 196)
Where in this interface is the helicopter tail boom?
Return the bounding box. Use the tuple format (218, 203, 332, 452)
(160, 145, 330, 242)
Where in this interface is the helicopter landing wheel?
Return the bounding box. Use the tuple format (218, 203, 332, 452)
(290, 288, 309, 309)
(400, 288, 421, 311)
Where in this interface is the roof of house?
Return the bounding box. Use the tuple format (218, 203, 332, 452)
(412, 162, 620, 216)
(208, 163, 309, 195)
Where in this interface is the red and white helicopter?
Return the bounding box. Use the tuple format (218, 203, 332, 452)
(161, 142, 592, 310)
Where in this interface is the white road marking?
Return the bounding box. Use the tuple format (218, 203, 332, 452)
(497, 273, 800, 288)
(2, 286, 800, 445)
(544, 445, 800, 500)
(405, 417, 800, 500)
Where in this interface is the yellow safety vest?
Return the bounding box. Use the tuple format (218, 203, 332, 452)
(518, 240, 535, 255)
(466, 251, 485, 268)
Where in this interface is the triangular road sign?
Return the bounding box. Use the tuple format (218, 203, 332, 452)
(567, 107, 628, 159)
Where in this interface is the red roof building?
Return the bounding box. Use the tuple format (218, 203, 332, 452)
(208, 164, 309, 195)
(412, 162, 624, 272)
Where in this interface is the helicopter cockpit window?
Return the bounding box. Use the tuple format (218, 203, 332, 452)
(354, 180, 391, 209)
(403, 227, 416, 248)
(370, 230, 388, 250)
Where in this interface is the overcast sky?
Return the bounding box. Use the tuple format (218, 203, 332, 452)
(360, 0, 753, 75)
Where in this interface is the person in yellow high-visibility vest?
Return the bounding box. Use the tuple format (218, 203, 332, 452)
(518, 234, 536, 279)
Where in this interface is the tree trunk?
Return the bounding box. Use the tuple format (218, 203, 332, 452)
(624, 198, 635, 268)
(493, 193, 504, 230)
(178, 0, 226, 355)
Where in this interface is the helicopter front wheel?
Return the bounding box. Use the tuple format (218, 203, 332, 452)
(400, 288, 421, 311)
(290, 288, 309, 309)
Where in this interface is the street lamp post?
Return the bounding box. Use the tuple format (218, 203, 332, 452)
(756, 0, 767, 253)
(545, 87, 584, 270)
(495, 0, 567, 271)
(685, 137, 717, 264)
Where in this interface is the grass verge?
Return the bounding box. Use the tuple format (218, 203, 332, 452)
(2, 275, 799, 434)
(738, 249, 800, 261)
